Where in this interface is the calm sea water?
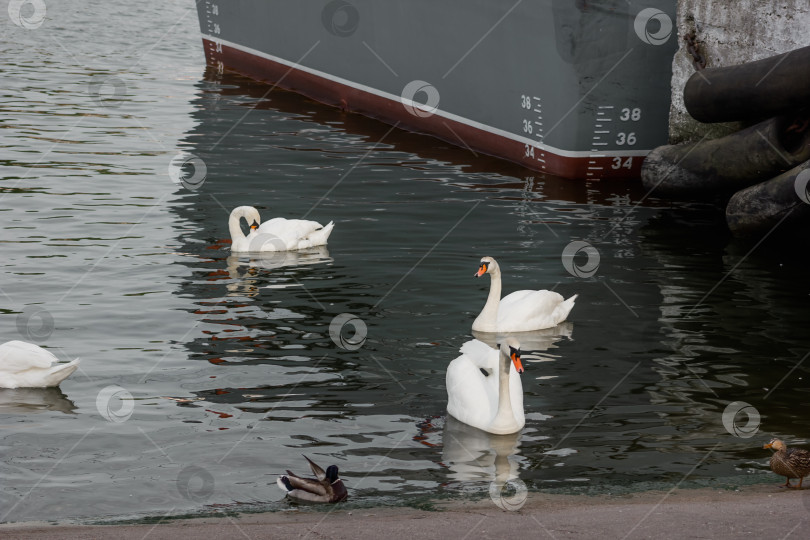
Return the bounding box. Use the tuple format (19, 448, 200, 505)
(2, 0, 809, 524)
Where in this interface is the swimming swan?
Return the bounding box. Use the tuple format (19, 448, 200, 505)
(228, 206, 334, 252)
(0, 340, 79, 389)
(472, 256, 577, 332)
(446, 338, 525, 435)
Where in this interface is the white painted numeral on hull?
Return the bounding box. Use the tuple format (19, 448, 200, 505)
(619, 107, 642, 121)
(519, 94, 545, 169)
(611, 157, 633, 170)
(615, 132, 636, 146)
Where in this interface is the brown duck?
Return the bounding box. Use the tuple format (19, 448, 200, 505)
(763, 438, 810, 489)
(276, 455, 348, 503)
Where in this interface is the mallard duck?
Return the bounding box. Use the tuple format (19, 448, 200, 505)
(0, 340, 79, 389)
(763, 438, 810, 489)
(276, 455, 348, 503)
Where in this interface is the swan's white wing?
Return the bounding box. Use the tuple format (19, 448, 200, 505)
(499, 289, 564, 313)
(258, 218, 322, 246)
(446, 347, 498, 430)
(497, 289, 566, 331)
(458, 339, 499, 372)
(0, 341, 56, 371)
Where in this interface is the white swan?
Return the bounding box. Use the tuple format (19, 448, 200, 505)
(472, 256, 577, 332)
(446, 338, 525, 435)
(228, 206, 334, 252)
(0, 341, 79, 389)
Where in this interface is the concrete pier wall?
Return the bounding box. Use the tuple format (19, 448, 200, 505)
(670, 0, 810, 143)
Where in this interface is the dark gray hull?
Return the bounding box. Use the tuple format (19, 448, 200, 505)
(196, 0, 677, 179)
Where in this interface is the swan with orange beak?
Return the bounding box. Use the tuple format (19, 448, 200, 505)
(473, 256, 577, 332)
(228, 206, 334, 252)
(446, 337, 525, 434)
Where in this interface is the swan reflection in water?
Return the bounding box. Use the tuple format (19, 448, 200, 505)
(225, 246, 332, 295)
(442, 415, 522, 484)
(227, 245, 332, 272)
(0, 387, 77, 415)
(472, 321, 574, 358)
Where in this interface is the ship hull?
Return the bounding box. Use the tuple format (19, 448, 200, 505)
(196, 1, 677, 180)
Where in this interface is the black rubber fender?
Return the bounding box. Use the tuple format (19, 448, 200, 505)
(684, 45, 810, 123)
(640, 112, 810, 200)
(726, 159, 810, 237)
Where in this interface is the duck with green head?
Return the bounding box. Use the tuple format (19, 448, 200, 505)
(277, 455, 348, 503)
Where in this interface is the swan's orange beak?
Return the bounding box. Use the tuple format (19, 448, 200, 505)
(511, 352, 524, 374)
(763, 442, 773, 450)
(250, 221, 259, 231)
(475, 263, 488, 277)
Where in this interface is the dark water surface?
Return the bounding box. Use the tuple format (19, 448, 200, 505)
(2, 0, 809, 524)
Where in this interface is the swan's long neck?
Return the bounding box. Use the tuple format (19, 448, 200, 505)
(491, 349, 515, 428)
(229, 209, 248, 246)
(477, 266, 502, 330)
